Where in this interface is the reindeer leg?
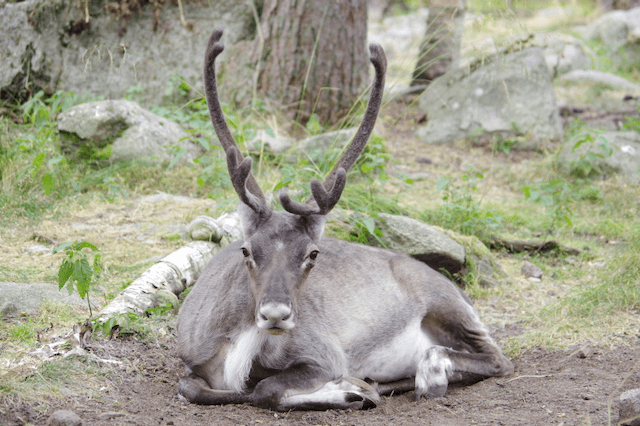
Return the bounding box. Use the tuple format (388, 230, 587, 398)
(415, 280, 514, 399)
(251, 364, 379, 411)
(277, 377, 380, 411)
(178, 374, 251, 405)
(414, 345, 512, 399)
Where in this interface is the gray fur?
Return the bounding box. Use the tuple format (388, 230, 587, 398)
(176, 29, 513, 412)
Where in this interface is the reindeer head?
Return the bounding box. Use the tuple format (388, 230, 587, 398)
(204, 29, 386, 335)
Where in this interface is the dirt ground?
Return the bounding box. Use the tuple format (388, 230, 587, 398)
(2, 334, 639, 426)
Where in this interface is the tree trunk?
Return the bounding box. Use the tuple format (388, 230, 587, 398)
(251, 0, 369, 126)
(411, 0, 466, 87)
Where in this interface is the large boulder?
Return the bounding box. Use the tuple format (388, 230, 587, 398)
(416, 47, 563, 149)
(440, 230, 508, 287)
(0, 282, 95, 317)
(533, 32, 593, 78)
(0, 0, 254, 106)
(57, 100, 202, 165)
(372, 213, 466, 275)
(557, 130, 640, 184)
(584, 6, 640, 70)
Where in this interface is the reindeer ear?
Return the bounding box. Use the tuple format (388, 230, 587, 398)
(237, 200, 264, 239)
(303, 213, 329, 243)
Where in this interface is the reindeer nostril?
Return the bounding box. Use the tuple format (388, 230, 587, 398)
(281, 314, 290, 321)
(259, 313, 268, 321)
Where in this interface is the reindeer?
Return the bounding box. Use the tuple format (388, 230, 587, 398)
(176, 29, 514, 411)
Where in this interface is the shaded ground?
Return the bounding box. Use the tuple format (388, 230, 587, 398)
(2, 336, 639, 426)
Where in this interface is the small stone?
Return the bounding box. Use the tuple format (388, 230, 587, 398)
(25, 244, 52, 254)
(619, 388, 640, 426)
(98, 412, 126, 420)
(570, 344, 595, 359)
(46, 410, 82, 426)
(521, 261, 543, 279)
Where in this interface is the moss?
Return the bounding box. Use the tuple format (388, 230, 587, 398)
(437, 227, 508, 288)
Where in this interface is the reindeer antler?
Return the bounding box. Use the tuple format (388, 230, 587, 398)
(279, 42, 387, 216)
(204, 29, 270, 217)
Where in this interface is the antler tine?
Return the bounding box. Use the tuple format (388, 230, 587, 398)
(279, 169, 346, 216)
(323, 43, 386, 194)
(279, 43, 387, 217)
(204, 29, 269, 216)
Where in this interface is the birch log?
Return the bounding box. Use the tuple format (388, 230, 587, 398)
(95, 212, 242, 325)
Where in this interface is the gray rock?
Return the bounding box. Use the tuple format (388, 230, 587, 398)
(521, 261, 543, 279)
(0, 0, 254, 106)
(298, 129, 358, 159)
(569, 343, 595, 359)
(558, 131, 640, 184)
(559, 70, 640, 93)
(584, 7, 640, 69)
(416, 47, 562, 149)
(534, 32, 592, 78)
(46, 410, 82, 426)
(619, 388, 640, 426)
(0, 282, 96, 316)
(440, 230, 507, 287)
(247, 128, 362, 163)
(372, 213, 466, 274)
(247, 129, 297, 154)
(57, 100, 202, 165)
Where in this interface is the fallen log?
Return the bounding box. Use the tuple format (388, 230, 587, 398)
(95, 212, 241, 327)
(488, 237, 581, 255)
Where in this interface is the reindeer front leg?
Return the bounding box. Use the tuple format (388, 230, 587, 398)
(178, 374, 252, 405)
(251, 363, 380, 411)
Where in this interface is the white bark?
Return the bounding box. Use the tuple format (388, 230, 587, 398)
(96, 212, 242, 325)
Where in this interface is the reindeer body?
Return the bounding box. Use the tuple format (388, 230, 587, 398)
(176, 29, 513, 411)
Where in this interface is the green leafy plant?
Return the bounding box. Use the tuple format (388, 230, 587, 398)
(568, 130, 613, 178)
(93, 308, 176, 342)
(422, 165, 502, 240)
(522, 179, 574, 232)
(622, 112, 640, 134)
(11, 90, 82, 198)
(493, 135, 519, 155)
(124, 84, 145, 101)
(305, 113, 325, 135)
(53, 241, 103, 316)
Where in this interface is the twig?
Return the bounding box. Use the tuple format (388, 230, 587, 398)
(506, 374, 550, 382)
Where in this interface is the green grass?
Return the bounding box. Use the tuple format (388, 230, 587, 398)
(550, 231, 640, 318)
(0, 301, 82, 346)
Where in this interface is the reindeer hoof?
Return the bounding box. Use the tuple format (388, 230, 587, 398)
(277, 377, 380, 411)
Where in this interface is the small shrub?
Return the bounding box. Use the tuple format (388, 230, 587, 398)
(568, 130, 613, 179)
(54, 241, 102, 316)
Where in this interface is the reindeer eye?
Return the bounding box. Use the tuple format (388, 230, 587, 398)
(309, 250, 319, 261)
(241, 247, 250, 258)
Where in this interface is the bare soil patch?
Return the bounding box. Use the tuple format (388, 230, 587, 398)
(2, 336, 639, 426)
